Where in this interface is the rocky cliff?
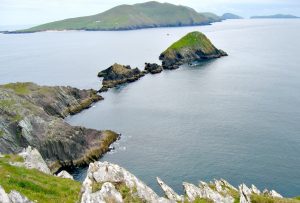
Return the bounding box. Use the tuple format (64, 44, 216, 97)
(0, 82, 119, 172)
(80, 161, 298, 203)
(98, 63, 145, 92)
(159, 31, 227, 69)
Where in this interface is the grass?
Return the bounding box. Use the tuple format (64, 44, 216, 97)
(251, 194, 300, 203)
(164, 31, 217, 55)
(114, 182, 145, 203)
(0, 155, 81, 203)
(0, 130, 4, 137)
(17, 2, 221, 32)
(91, 181, 104, 193)
(2, 83, 31, 95)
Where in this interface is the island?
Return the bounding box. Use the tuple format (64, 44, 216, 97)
(251, 14, 299, 19)
(159, 31, 228, 69)
(13, 1, 222, 33)
(221, 13, 243, 20)
(0, 82, 119, 172)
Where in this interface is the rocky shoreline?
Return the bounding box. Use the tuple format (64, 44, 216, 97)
(0, 82, 119, 172)
(1, 148, 298, 203)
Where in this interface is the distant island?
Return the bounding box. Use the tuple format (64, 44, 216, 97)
(221, 13, 243, 20)
(11, 1, 242, 33)
(251, 14, 299, 19)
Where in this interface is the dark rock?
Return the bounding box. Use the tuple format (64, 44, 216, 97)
(98, 63, 145, 92)
(0, 82, 119, 173)
(144, 63, 163, 74)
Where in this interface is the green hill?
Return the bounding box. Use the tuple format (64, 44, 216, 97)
(16, 1, 222, 33)
(221, 13, 243, 20)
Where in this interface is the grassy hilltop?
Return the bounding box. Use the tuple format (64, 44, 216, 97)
(17, 1, 221, 33)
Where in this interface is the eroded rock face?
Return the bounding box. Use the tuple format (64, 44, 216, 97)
(56, 170, 74, 180)
(239, 184, 252, 203)
(81, 161, 166, 203)
(157, 177, 183, 202)
(263, 189, 283, 198)
(0, 83, 118, 173)
(0, 186, 33, 203)
(11, 146, 51, 174)
(144, 63, 163, 74)
(159, 31, 227, 70)
(98, 63, 145, 92)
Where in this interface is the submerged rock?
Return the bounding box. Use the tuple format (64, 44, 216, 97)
(144, 63, 163, 74)
(159, 31, 227, 69)
(0, 82, 118, 173)
(56, 170, 74, 180)
(98, 63, 145, 92)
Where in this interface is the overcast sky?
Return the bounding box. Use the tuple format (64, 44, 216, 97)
(1, 0, 300, 28)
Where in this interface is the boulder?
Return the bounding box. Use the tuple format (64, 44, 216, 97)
(56, 170, 74, 180)
(0, 186, 33, 203)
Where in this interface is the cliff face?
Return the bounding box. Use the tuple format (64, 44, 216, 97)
(159, 31, 227, 69)
(0, 82, 118, 172)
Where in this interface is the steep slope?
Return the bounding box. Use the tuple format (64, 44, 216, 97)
(16, 1, 221, 32)
(159, 31, 227, 69)
(0, 82, 119, 172)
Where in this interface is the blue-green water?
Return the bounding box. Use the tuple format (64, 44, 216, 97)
(0, 19, 299, 197)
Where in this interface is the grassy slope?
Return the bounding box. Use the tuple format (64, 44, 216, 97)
(19, 1, 221, 32)
(0, 155, 81, 203)
(162, 31, 218, 59)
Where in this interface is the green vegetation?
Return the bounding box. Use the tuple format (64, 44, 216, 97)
(17, 1, 221, 32)
(0, 155, 81, 203)
(163, 31, 217, 57)
(0, 130, 4, 137)
(115, 182, 145, 203)
(2, 83, 31, 95)
(251, 194, 300, 203)
(91, 181, 104, 193)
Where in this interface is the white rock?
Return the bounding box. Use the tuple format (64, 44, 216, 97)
(157, 177, 183, 202)
(183, 182, 203, 202)
(0, 153, 4, 158)
(239, 184, 251, 203)
(0, 186, 10, 203)
(85, 182, 123, 203)
(214, 179, 238, 194)
(81, 161, 165, 203)
(198, 181, 234, 203)
(8, 190, 33, 203)
(56, 170, 73, 180)
(263, 189, 283, 198)
(251, 185, 261, 195)
(17, 146, 51, 174)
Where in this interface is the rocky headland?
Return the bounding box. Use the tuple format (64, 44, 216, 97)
(1, 149, 299, 203)
(0, 82, 119, 172)
(159, 31, 227, 70)
(98, 63, 145, 92)
(144, 63, 163, 74)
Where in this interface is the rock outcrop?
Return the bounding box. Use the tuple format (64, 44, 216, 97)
(81, 161, 170, 203)
(0, 186, 33, 203)
(10, 146, 51, 174)
(144, 63, 163, 74)
(159, 31, 227, 69)
(98, 63, 145, 92)
(57, 170, 74, 180)
(80, 161, 288, 203)
(0, 82, 119, 172)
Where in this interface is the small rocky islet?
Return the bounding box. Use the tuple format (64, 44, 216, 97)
(98, 31, 227, 90)
(1, 31, 299, 202)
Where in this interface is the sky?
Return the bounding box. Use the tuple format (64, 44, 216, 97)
(1, 0, 300, 29)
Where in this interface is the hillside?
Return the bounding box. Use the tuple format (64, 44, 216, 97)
(16, 1, 222, 33)
(251, 14, 299, 19)
(221, 13, 243, 20)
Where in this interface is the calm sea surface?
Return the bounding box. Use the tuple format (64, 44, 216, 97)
(0, 19, 299, 197)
